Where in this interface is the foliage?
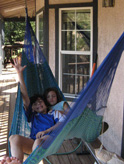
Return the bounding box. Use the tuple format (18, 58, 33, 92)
(5, 21, 35, 45)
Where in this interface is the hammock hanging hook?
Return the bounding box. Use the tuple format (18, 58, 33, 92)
(24, 0, 28, 16)
(24, 0, 28, 22)
(24, 0, 27, 9)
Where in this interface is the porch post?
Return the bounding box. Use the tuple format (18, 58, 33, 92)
(0, 19, 4, 74)
(93, 0, 98, 67)
(44, 0, 49, 61)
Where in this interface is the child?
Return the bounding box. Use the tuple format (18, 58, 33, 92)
(44, 88, 109, 143)
(44, 87, 70, 115)
(0, 57, 65, 164)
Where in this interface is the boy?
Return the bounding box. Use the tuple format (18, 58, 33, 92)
(1, 57, 64, 164)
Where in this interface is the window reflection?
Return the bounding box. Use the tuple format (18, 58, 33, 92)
(62, 54, 90, 94)
(62, 9, 91, 51)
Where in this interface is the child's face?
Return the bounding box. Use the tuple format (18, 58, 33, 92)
(47, 91, 57, 106)
(32, 97, 47, 114)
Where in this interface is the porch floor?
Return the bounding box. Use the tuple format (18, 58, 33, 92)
(0, 65, 101, 164)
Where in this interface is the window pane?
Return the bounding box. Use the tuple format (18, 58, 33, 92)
(37, 13, 44, 51)
(62, 31, 75, 50)
(62, 54, 90, 95)
(62, 75, 75, 94)
(76, 31, 90, 51)
(77, 55, 90, 75)
(76, 75, 90, 93)
(76, 9, 91, 30)
(62, 10, 75, 30)
(39, 31, 43, 48)
(39, 16, 43, 29)
(62, 54, 75, 74)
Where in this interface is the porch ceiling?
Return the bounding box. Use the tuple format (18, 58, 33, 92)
(0, 0, 35, 20)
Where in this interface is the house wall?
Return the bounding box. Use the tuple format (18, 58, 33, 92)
(98, 0, 124, 156)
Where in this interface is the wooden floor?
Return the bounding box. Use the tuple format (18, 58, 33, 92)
(0, 65, 101, 164)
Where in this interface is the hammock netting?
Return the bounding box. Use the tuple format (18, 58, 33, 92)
(9, 10, 124, 164)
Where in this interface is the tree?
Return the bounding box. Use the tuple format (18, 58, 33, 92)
(5, 21, 35, 45)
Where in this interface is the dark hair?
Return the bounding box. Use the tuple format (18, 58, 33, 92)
(30, 94, 45, 106)
(43, 87, 62, 106)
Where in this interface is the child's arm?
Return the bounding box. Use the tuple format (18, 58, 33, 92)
(63, 102, 70, 113)
(36, 123, 60, 139)
(12, 57, 30, 111)
(51, 101, 70, 114)
(36, 111, 66, 139)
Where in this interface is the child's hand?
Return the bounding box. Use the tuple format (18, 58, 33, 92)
(63, 102, 70, 113)
(11, 57, 26, 73)
(36, 131, 46, 139)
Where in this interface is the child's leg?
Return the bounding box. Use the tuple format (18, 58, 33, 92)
(32, 135, 50, 151)
(9, 135, 34, 162)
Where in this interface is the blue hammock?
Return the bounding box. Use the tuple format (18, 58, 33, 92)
(9, 10, 124, 164)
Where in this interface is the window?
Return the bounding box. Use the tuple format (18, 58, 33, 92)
(36, 12, 44, 51)
(59, 8, 93, 98)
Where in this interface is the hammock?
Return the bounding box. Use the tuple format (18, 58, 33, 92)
(9, 9, 124, 164)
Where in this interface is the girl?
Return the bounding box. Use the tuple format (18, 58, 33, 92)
(44, 87, 70, 115)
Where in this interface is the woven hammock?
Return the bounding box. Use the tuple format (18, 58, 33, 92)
(9, 9, 124, 164)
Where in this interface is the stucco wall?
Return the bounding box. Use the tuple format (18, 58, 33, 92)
(98, 0, 124, 156)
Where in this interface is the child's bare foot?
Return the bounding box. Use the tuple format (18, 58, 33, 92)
(0, 156, 21, 164)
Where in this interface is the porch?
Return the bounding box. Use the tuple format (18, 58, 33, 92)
(0, 65, 100, 164)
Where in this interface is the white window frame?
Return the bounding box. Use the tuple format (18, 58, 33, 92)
(36, 11, 43, 43)
(59, 7, 93, 98)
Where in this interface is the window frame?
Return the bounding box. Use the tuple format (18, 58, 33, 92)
(59, 7, 93, 98)
(36, 11, 44, 48)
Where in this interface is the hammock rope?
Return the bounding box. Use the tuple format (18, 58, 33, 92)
(9, 7, 124, 164)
